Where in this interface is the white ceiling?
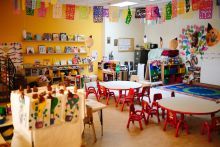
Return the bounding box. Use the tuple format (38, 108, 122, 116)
(73, 0, 171, 8)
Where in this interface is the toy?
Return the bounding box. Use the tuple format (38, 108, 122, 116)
(206, 23, 220, 47)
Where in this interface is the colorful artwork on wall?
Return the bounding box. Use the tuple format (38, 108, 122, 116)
(93, 6, 103, 23)
(179, 25, 207, 59)
(199, 0, 213, 19)
(206, 23, 220, 46)
(135, 7, 146, 18)
(66, 4, 75, 20)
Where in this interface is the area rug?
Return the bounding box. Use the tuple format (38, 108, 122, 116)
(158, 83, 220, 101)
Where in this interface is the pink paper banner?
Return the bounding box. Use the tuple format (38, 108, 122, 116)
(199, 0, 213, 19)
(103, 8, 109, 17)
(172, 0, 177, 18)
(38, 2, 47, 17)
(146, 5, 160, 20)
(66, 4, 75, 20)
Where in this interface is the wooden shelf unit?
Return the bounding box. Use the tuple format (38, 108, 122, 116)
(22, 52, 87, 56)
(23, 39, 85, 43)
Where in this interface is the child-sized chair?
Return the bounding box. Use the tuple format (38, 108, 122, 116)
(152, 93, 165, 119)
(141, 100, 160, 123)
(85, 81, 99, 101)
(201, 116, 220, 142)
(117, 88, 135, 111)
(127, 103, 147, 130)
(138, 86, 151, 103)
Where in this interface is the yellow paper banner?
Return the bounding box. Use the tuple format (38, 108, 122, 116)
(109, 6, 119, 22)
(22, 0, 25, 10)
(45, 0, 49, 8)
(51, 0, 57, 5)
(178, 0, 185, 15)
(121, 9, 127, 19)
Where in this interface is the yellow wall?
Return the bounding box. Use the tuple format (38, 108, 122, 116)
(0, 1, 103, 79)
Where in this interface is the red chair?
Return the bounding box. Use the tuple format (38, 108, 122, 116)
(152, 93, 165, 119)
(97, 83, 117, 105)
(127, 103, 147, 130)
(201, 116, 220, 142)
(85, 82, 99, 101)
(117, 88, 135, 111)
(138, 86, 151, 103)
(163, 110, 188, 137)
(105, 88, 117, 105)
(141, 100, 160, 123)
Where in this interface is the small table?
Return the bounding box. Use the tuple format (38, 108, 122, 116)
(158, 97, 220, 136)
(85, 99, 107, 136)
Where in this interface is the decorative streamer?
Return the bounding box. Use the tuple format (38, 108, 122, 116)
(36, 0, 41, 8)
(172, 0, 177, 18)
(146, 5, 159, 20)
(185, 0, 190, 13)
(125, 7, 132, 24)
(79, 6, 90, 19)
(53, 3, 62, 18)
(26, 7, 34, 16)
(38, 2, 47, 17)
(178, 0, 185, 14)
(103, 8, 109, 17)
(45, 0, 49, 7)
(13, 0, 21, 14)
(51, 0, 58, 5)
(153, 6, 160, 18)
(26, 0, 32, 9)
(192, 0, 200, 11)
(66, 4, 75, 20)
(166, 2, 172, 20)
(159, 5, 166, 24)
(93, 6, 103, 23)
(32, 0, 36, 9)
(121, 9, 127, 19)
(109, 6, 119, 22)
(199, 0, 213, 19)
(135, 7, 146, 18)
(22, 0, 25, 10)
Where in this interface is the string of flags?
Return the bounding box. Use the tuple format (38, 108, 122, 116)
(12, 0, 219, 24)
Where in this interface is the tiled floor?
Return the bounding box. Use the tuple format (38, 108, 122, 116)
(83, 88, 220, 147)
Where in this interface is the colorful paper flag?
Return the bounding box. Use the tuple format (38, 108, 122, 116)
(53, 3, 62, 18)
(36, 0, 41, 8)
(185, 0, 190, 13)
(66, 4, 75, 20)
(38, 2, 47, 17)
(51, 0, 58, 5)
(103, 8, 109, 17)
(125, 7, 132, 24)
(79, 6, 90, 19)
(13, 0, 21, 14)
(146, 5, 160, 20)
(109, 6, 119, 22)
(32, 0, 36, 9)
(135, 7, 146, 18)
(22, 0, 26, 10)
(93, 6, 103, 23)
(199, 0, 213, 19)
(178, 0, 185, 14)
(26, 0, 32, 9)
(172, 0, 177, 18)
(26, 7, 34, 16)
(192, 0, 200, 11)
(166, 2, 172, 20)
(121, 9, 127, 19)
(45, 0, 49, 8)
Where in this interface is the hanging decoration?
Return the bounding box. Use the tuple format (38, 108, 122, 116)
(166, 2, 172, 20)
(192, 0, 200, 11)
(158, 5, 166, 24)
(32, 0, 36, 9)
(135, 7, 146, 18)
(146, 5, 160, 20)
(36, 0, 41, 9)
(206, 23, 220, 46)
(199, 0, 213, 19)
(45, 0, 49, 8)
(178, 0, 185, 14)
(51, 0, 58, 5)
(109, 6, 119, 22)
(93, 6, 103, 23)
(53, 3, 62, 18)
(79, 6, 90, 19)
(172, 0, 177, 18)
(66, 4, 75, 20)
(125, 7, 132, 24)
(121, 9, 128, 19)
(38, 2, 47, 17)
(185, 0, 191, 13)
(179, 25, 207, 59)
(26, 8, 34, 16)
(22, 0, 26, 10)
(103, 8, 109, 17)
(13, 0, 21, 14)
(26, 0, 32, 8)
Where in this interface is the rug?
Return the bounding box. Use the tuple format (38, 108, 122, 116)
(158, 83, 220, 101)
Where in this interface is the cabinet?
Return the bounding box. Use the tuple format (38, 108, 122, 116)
(134, 49, 149, 76)
(161, 63, 186, 85)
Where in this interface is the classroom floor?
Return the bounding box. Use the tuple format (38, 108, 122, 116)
(82, 88, 220, 147)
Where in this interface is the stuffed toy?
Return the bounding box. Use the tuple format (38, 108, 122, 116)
(206, 23, 220, 46)
(169, 38, 178, 49)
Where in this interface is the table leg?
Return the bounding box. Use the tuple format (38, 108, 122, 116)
(99, 109, 103, 136)
(175, 113, 189, 137)
(116, 90, 122, 107)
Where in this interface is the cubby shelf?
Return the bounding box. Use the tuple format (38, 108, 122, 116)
(23, 64, 89, 69)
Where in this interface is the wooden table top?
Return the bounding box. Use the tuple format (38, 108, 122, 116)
(100, 81, 142, 90)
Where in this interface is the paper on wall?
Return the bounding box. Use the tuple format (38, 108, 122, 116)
(92, 50, 98, 60)
(137, 64, 145, 81)
(53, 3, 62, 18)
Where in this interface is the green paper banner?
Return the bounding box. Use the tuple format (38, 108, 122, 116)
(125, 7, 132, 24)
(166, 2, 172, 20)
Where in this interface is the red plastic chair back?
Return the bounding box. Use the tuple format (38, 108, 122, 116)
(129, 103, 135, 115)
(171, 91, 175, 98)
(153, 93, 162, 101)
(141, 100, 151, 113)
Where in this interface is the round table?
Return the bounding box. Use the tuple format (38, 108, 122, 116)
(100, 81, 142, 111)
(158, 97, 220, 137)
(100, 81, 142, 90)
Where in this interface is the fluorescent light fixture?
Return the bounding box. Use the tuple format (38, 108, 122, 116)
(111, 1, 138, 7)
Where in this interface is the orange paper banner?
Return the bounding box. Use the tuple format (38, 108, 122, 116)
(178, 0, 185, 15)
(172, 0, 177, 18)
(192, 0, 200, 11)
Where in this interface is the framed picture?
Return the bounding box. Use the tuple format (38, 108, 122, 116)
(47, 47, 54, 53)
(60, 33, 67, 41)
(27, 46, 34, 54)
(39, 45, 46, 54)
(55, 46, 62, 53)
(52, 33, 59, 41)
(42, 33, 52, 41)
(65, 46, 72, 53)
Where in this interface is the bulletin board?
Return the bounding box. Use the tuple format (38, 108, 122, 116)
(118, 38, 134, 52)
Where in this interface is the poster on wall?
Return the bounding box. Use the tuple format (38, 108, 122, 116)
(206, 23, 220, 46)
(192, 0, 200, 11)
(79, 6, 90, 19)
(66, 4, 75, 20)
(93, 6, 103, 23)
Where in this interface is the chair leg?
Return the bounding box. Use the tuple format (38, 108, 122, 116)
(106, 95, 109, 105)
(143, 113, 147, 125)
(94, 91, 99, 101)
(162, 109, 165, 120)
(156, 110, 160, 123)
(121, 101, 125, 111)
(148, 96, 151, 103)
(139, 120, 143, 130)
(175, 121, 182, 137)
(163, 119, 168, 131)
(127, 119, 131, 129)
